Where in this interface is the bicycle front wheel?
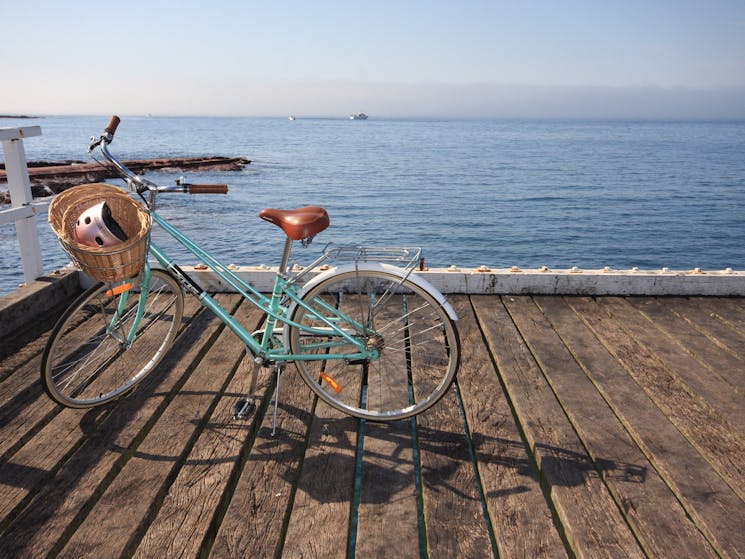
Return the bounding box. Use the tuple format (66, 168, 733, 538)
(289, 269, 460, 421)
(41, 269, 184, 408)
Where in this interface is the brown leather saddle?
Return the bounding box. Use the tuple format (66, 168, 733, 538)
(258, 206, 330, 240)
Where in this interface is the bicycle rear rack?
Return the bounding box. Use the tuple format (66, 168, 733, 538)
(323, 245, 422, 273)
(285, 245, 423, 288)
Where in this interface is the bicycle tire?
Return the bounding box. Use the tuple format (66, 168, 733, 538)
(288, 268, 460, 421)
(41, 268, 184, 408)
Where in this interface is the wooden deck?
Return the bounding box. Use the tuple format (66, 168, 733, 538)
(1, 294, 744, 558)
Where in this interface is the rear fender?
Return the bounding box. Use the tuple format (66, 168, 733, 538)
(288, 261, 458, 322)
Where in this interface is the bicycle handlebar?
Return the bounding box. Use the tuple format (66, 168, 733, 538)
(92, 115, 229, 196)
(104, 115, 121, 138)
(186, 183, 229, 194)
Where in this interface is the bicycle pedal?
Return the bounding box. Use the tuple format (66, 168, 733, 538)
(232, 398, 256, 420)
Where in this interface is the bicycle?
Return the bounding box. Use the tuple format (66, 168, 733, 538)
(41, 116, 460, 422)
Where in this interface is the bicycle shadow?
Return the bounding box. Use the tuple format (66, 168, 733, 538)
(90, 381, 647, 508)
(243, 400, 647, 506)
(0, 361, 647, 527)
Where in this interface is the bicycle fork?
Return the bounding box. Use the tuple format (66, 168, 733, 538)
(105, 270, 152, 349)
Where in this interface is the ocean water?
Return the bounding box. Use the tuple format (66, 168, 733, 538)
(2, 115, 745, 296)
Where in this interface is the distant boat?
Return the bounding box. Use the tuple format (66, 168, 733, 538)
(288, 115, 296, 120)
(350, 112, 368, 120)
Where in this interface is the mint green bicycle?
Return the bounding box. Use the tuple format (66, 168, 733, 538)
(41, 116, 460, 421)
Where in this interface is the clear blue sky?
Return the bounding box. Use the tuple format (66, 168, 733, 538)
(2, 0, 744, 118)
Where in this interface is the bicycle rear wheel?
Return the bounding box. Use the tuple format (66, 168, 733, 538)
(41, 268, 184, 408)
(288, 269, 460, 421)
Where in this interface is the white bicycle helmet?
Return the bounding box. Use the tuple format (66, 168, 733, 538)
(74, 201, 128, 247)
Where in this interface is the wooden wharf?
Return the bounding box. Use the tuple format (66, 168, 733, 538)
(1, 292, 744, 558)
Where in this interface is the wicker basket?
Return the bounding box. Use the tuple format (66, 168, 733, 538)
(49, 183, 151, 282)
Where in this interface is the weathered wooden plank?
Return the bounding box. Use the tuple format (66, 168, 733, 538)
(413, 305, 496, 559)
(690, 296, 745, 335)
(0, 338, 43, 380)
(558, 296, 745, 557)
(0, 297, 70, 377)
(0, 295, 221, 557)
(0, 297, 92, 460)
(354, 420, 419, 558)
(356, 297, 419, 558)
(0, 355, 58, 463)
(416, 389, 495, 558)
(566, 297, 745, 502)
(595, 297, 745, 436)
(530, 296, 718, 558)
(474, 296, 644, 559)
(131, 303, 265, 558)
(56, 297, 248, 558)
(208, 364, 316, 558)
(628, 297, 745, 392)
(665, 297, 745, 361)
(453, 296, 566, 558)
(281, 401, 359, 558)
(0, 404, 103, 528)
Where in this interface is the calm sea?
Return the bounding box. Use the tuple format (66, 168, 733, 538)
(2, 115, 744, 296)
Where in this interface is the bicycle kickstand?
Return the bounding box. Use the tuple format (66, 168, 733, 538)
(232, 360, 283, 438)
(271, 363, 284, 437)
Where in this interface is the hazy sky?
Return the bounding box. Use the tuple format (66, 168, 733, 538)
(2, 0, 745, 118)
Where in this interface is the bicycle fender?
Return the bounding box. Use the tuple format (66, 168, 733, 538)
(296, 262, 458, 321)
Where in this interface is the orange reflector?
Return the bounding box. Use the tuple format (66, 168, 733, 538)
(105, 283, 134, 297)
(320, 372, 342, 393)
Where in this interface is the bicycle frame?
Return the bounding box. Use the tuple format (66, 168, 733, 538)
(141, 208, 374, 364)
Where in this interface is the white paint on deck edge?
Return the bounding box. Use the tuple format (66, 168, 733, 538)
(175, 265, 745, 296)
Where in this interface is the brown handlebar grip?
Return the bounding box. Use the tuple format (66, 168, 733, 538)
(105, 115, 121, 136)
(188, 184, 229, 194)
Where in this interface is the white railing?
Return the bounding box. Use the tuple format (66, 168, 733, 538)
(0, 125, 48, 284)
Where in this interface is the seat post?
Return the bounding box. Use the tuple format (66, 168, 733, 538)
(279, 236, 293, 275)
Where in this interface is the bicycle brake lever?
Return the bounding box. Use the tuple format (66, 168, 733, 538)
(88, 135, 103, 153)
